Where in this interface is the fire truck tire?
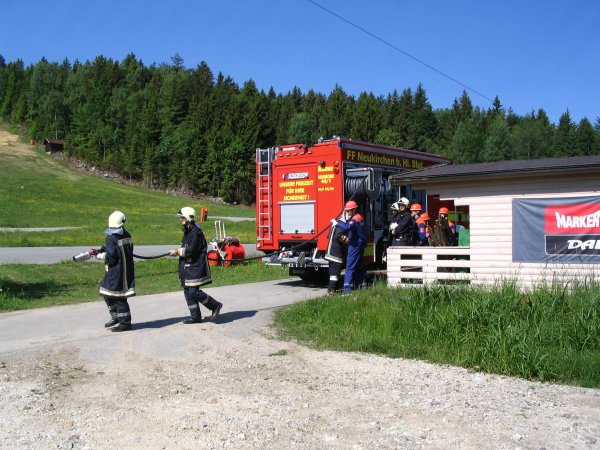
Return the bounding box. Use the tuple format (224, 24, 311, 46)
(295, 267, 329, 283)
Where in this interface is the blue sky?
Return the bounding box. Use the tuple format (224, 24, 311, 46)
(2, 0, 599, 125)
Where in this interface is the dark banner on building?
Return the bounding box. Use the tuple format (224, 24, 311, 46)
(513, 196, 600, 263)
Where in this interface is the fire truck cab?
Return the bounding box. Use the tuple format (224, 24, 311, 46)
(255, 137, 450, 281)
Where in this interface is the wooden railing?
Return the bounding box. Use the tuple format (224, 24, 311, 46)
(386, 247, 472, 286)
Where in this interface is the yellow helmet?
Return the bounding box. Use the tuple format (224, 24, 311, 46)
(108, 211, 126, 228)
(177, 207, 196, 222)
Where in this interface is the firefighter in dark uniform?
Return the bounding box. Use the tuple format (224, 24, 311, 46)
(90, 210, 135, 332)
(438, 207, 458, 246)
(389, 197, 414, 246)
(333, 201, 367, 294)
(325, 216, 349, 294)
(169, 207, 223, 324)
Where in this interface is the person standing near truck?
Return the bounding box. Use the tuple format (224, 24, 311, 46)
(325, 216, 349, 294)
(389, 197, 413, 246)
(332, 201, 367, 294)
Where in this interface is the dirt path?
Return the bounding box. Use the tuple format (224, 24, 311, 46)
(0, 130, 34, 156)
(0, 281, 598, 449)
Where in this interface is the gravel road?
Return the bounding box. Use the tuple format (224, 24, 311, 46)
(0, 280, 598, 449)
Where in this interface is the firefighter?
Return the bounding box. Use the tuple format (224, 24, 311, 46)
(410, 203, 423, 245)
(437, 207, 457, 246)
(389, 197, 413, 246)
(325, 215, 349, 294)
(416, 212, 432, 246)
(169, 207, 223, 324)
(332, 200, 367, 294)
(89, 210, 135, 332)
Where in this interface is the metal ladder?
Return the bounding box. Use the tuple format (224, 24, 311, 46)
(256, 147, 274, 242)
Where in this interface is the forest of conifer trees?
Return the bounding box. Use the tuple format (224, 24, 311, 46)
(1, 53, 599, 204)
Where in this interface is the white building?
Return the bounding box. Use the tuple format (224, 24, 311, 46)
(387, 156, 600, 289)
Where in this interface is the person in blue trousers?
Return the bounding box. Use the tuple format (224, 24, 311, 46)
(332, 200, 367, 294)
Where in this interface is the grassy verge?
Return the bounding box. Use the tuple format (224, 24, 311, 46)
(0, 129, 255, 246)
(0, 259, 290, 311)
(274, 280, 600, 388)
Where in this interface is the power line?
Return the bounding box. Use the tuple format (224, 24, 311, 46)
(306, 0, 495, 104)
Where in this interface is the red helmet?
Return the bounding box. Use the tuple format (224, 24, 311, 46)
(410, 203, 422, 211)
(420, 212, 430, 221)
(344, 200, 358, 210)
(439, 207, 449, 214)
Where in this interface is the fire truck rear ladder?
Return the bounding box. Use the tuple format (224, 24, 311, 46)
(256, 147, 274, 242)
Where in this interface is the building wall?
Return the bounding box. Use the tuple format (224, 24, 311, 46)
(388, 172, 600, 289)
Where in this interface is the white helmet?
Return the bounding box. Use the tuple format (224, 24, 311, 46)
(399, 197, 410, 208)
(108, 211, 126, 228)
(390, 202, 401, 212)
(177, 207, 196, 222)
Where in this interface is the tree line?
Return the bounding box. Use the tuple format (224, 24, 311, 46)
(0, 53, 599, 204)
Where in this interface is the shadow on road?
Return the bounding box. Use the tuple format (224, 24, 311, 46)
(133, 310, 260, 329)
(215, 309, 257, 324)
(134, 316, 188, 329)
(275, 279, 328, 289)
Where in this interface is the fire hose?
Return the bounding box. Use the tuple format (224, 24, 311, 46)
(72, 219, 337, 265)
(74, 179, 366, 264)
(72, 251, 170, 262)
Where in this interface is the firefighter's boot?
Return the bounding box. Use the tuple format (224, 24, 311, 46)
(104, 300, 118, 328)
(327, 276, 339, 294)
(199, 293, 222, 322)
(210, 301, 223, 322)
(197, 292, 221, 321)
(110, 299, 132, 332)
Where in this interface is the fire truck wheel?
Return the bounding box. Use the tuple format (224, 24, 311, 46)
(297, 268, 329, 283)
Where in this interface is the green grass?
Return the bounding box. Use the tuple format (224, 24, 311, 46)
(274, 280, 600, 388)
(0, 259, 290, 311)
(0, 126, 255, 246)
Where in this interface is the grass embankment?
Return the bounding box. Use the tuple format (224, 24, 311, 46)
(0, 127, 255, 246)
(275, 281, 600, 388)
(0, 259, 289, 311)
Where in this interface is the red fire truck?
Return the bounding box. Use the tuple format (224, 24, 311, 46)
(255, 137, 450, 280)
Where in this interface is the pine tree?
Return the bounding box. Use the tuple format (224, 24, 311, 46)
(554, 111, 577, 156)
(481, 115, 513, 161)
(410, 84, 439, 151)
(323, 85, 352, 138)
(0, 60, 26, 121)
(575, 118, 597, 156)
(449, 113, 485, 163)
(351, 92, 382, 142)
(302, 89, 326, 143)
(288, 112, 312, 144)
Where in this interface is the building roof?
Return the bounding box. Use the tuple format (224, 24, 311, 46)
(43, 138, 64, 145)
(390, 156, 600, 185)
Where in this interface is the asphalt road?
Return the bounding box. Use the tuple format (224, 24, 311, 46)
(0, 278, 325, 361)
(0, 244, 260, 265)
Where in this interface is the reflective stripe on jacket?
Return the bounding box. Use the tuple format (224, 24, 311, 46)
(178, 223, 212, 287)
(99, 230, 135, 297)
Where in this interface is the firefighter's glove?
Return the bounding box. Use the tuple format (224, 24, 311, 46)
(95, 252, 106, 261)
(341, 236, 350, 245)
(168, 248, 180, 257)
(330, 219, 338, 226)
(389, 222, 398, 231)
(87, 248, 99, 256)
